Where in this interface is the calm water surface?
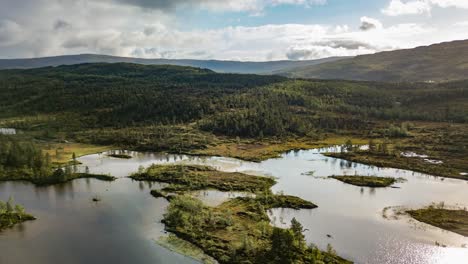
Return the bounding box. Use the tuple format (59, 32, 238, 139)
(1, 148, 467, 264)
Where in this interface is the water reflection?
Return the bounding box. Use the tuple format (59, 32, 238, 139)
(79, 149, 468, 264)
(1, 148, 467, 264)
(190, 190, 254, 207)
(0, 179, 199, 264)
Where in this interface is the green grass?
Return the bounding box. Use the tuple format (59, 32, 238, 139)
(130, 165, 276, 192)
(326, 122, 468, 181)
(156, 234, 217, 264)
(193, 136, 369, 162)
(280, 39, 468, 82)
(163, 195, 347, 264)
(41, 142, 112, 165)
(407, 208, 468, 237)
(0, 171, 116, 186)
(327, 152, 465, 181)
(133, 164, 337, 263)
(330, 175, 396, 188)
(0, 200, 36, 232)
(0, 212, 36, 231)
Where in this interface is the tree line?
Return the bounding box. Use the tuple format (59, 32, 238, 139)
(0, 63, 466, 140)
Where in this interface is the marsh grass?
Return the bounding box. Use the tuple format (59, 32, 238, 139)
(330, 175, 396, 188)
(407, 205, 468, 237)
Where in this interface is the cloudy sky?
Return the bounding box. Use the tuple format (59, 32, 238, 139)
(1, 0, 468, 61)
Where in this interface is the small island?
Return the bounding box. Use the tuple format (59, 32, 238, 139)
(0, 198, 36, 231)
(130, 164, 276, 192)
(407, 207, 468, 237)
(108, 153, 132, 159)
(330, 175, 396, 187)
(132, 164, 349, 263)
(30, 171, 116, 186)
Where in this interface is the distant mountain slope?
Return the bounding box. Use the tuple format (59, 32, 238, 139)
(0, 54, 346, 74)
(279, 39, 468, 82)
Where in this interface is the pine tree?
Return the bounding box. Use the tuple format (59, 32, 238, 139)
(6, 196, 14, 213)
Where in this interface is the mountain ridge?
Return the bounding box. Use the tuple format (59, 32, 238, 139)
(278, 39, 468, 82)
(0, 54, 346, 74)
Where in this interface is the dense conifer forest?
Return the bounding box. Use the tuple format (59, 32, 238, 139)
(0, 63, 467, 180)
(0, 63, 465, 131)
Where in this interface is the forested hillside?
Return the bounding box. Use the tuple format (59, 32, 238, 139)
(0, 62, 467, 182)
(0, 63, 466, 137)
(280, 39, 468, 82)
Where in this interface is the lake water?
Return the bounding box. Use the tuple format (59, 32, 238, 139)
(0, 128, 16, 135)
(1, 148, 467, 264)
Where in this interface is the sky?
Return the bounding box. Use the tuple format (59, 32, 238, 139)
(1, 0, 468, 61)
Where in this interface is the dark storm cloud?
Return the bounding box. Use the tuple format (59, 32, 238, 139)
(359, 17, 382, 31)
(360, 21, 377, 31)
(286, 39, 381, 60)
(113, 0, 206, 10)
(286, 49, 319, 60)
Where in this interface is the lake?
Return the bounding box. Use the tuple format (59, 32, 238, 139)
(1, 148, 467, 264)
(0, 128, 16, 135)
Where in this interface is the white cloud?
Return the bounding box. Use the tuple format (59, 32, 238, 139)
(382, 0, 468, 16)
(0, 0, 467, 60)
(382, 0, 431, 16)
(454, 21, 468, 27)
(430, 0, 468, 9)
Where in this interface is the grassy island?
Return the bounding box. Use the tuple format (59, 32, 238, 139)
(326, 152, 464, 180)
(164, 195, 346, 264)
(407, 207, 468, 237)
(330, 175, 396, 188)
(108, 153, 132, 159)
(130, 165, 276, 192)
(133, 164, 347, 263)
(1, 171, 116, 186)
(0, 198, 35, 231)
